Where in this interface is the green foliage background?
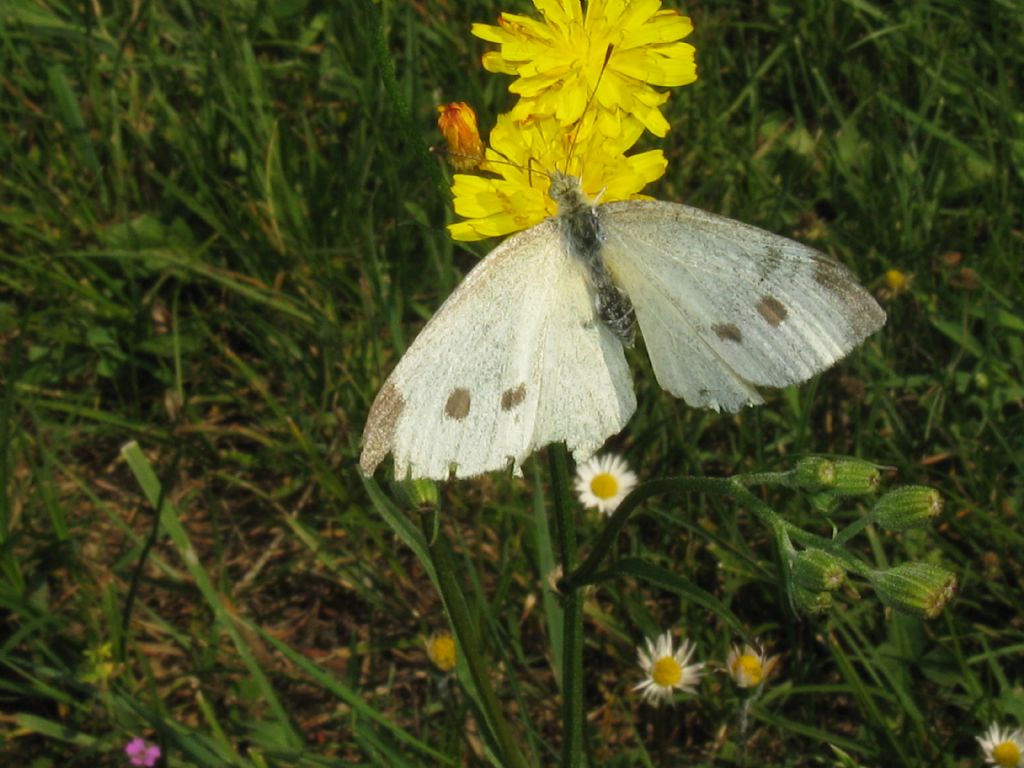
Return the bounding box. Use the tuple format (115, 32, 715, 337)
(1, 0, 1021, 765)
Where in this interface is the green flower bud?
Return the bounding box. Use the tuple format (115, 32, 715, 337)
(872, 483, 942, 532)
(872, 486, 943, 532)
(793, 457, 837, 491)
(830, 458, 881, 496)
(869, 562, 956, 619)
(792, 549, 846, 591)
(392, 478, 439, 510)
(808, 491, 843, 515)
(792, 583, 834, 615)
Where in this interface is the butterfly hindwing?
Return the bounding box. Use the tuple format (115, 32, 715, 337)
(360, 220, 636, 480)
(600, 200, 885, 412)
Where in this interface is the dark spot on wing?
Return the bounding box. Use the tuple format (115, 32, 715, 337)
(444, 387, 471, 420)
(813, 259, 887, 337)
(712, 323, 743, 343)
(757, 295, 788, 326)
(501, 384, 526, 412)
(359, 382, 405, 475)
(813, 259, 845, 292)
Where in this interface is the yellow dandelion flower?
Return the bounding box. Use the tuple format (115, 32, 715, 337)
(472, 0, 697, 138)
(438, 102, 486, 171)
(448, 112, 667, 241)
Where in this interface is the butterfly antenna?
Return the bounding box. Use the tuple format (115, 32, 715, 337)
(528, 116, 561, 188)
(435, 140, 521, 176)
(562, 44, 614, 173)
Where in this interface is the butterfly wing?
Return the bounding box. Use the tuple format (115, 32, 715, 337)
(360, 220, 636, 480)
(599, 200, 885, 412)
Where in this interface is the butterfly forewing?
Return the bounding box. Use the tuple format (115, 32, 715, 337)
(599, 200, 885, 412)
(360, 220, 636, 480)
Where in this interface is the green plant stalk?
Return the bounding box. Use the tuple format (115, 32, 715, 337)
(363, 0, 446, 198)
(565, 477, 737, 591)
(832, 511, 877, 547)
(729, 485, 875, 579)
(549, 444, 584, 768)
(564, 473, 879, 593)
(423, 514, 532, 768)
(119, 442, 301, 747)
(120, 452, 180, 657)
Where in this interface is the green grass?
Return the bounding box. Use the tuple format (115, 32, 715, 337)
(1, 0, 1022, 765)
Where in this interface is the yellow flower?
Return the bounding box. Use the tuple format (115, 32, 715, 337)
(448, 113, 666, 241)
(426, 631, 457, 672)
(883, 268, 908, 292)
(880, 267, 913, 300)
(437, 102, 485, 171)
(472, 0, 697, 137)
(726, 643, 780, 689)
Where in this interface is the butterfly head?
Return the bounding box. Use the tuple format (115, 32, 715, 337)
(548, 170, 594, 218)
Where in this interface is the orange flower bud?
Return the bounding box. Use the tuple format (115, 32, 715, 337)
(437, 102, 485, 171)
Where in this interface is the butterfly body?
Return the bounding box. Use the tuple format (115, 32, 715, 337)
(361, 176, 885, 480)
(551, 172, 637, 346)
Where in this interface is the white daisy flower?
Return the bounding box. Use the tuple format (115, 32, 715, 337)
(726, 643, 780, 689)
(574, 454, 637, 515)
(634, 630, 703, 707)
(978, 723, 1024, 767)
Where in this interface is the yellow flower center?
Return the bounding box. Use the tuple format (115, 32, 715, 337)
(734, 654, 763, 685)
(652, 656, 682, 687)
(993, 741, 1022, 767)
(428, 635, 457, 672)
(590, 472, 619, 500)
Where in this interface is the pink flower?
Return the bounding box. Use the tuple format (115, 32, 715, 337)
(124, 737, 161, 767)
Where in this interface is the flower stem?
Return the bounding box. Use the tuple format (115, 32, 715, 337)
(549, 444, 584, 768)
(423, 514, 532, 768)
(565, 477, 736, 591)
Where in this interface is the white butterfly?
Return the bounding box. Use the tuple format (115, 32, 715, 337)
(361, 172, 885, 480)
